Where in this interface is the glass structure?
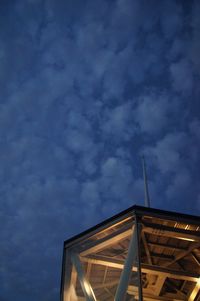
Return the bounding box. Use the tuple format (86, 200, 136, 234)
(60, 205, 200, 301)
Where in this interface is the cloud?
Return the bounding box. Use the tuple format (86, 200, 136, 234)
(101, 102, 133, 141)
(190, 0, 200, 74)
(134, 92, 175, 135)
(143, 132, 187, 174)
(170, 58, 194, 94)
(99, 156, 134, 210)
(160, 0, 183, 39)
(189, 119, 200, 140)
(142, 126, 200, 212)
(80, 181, 101, 226)
(166, 168, 192, 200)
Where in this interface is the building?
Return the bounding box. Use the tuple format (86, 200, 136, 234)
(60, 205, 200, 301)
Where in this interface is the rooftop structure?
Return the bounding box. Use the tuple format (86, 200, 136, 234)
(60, 205, 200, 301)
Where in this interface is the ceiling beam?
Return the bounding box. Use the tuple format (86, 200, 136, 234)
(191, 252, 200, 267)
(142, 232, 152, 264)
(80, 224, 132, 256)
(164, 242, 200, 267)
(86, 262, 92, 279)
(81, 255, 199, 282)
(143, 222, 200, 242)
(147, 241, 187, 252)
(150, 252, 174, 260)
(154, 275, 166, 296)
(165, 280, 186, 299)
(188, 278, 200, 301)
(127, 285, 186, 300)
(93, 280, 119, 289)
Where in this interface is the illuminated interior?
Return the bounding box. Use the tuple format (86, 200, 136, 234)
(60, 206, 200, 301)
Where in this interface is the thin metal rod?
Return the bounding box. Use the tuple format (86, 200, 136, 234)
(135, 216, 143, 301)
(142, 156, 151, 207)
(114, 225, 137, 301)
(71, 252, 97, 301)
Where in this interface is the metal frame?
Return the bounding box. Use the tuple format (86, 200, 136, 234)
(135, 216, 143, 301)
(114, 224, 137, 301)
(60, 205, 200, 301)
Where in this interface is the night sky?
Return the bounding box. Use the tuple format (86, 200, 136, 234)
(0, 0, 200, 300)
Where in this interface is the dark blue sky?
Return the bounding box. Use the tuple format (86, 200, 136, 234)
(0, 0, 200, 300)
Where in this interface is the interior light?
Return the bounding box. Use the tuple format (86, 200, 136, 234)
(176, 237, 195, 242)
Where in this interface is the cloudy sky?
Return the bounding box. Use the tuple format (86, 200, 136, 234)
(0, 0, 200, 300)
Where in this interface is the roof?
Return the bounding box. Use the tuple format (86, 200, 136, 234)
(64, 205, 200, 247)
(61, 205, 200, 300)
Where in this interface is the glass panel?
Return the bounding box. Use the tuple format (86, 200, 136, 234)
(140, 214, 200, 300)
(63, 213, 143, 300)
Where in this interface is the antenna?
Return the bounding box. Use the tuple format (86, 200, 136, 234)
(142, 156, 151, 207)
